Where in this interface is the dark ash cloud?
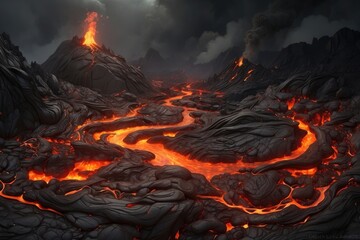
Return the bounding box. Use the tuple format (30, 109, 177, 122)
(0, 0, 104, 62)
(0, 0, 270, 63)
(243, 0, 327, 59)
(283, 15, 359, 46)
(0, 0, 359, 64)
(244, 0, 360, 60)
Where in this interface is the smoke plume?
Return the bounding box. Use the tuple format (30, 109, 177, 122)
(243, 0, 326, 60)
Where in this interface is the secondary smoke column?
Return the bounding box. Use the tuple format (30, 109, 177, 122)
(243, 0, 325, 60)
(83, 12, 99, 48)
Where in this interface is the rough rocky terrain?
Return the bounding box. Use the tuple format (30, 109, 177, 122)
(42, 36, 156, 96)
(0, 29, 360, 240)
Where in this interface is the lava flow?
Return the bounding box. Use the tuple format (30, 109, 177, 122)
(95, 88, 316, 180)
(86, 87, 324, 215)
(23, 87, 316, 186)
(1, 8, 359, 239)
(0, 85, 344, 234)
(199, 185, 330, 215)
(237, 56, 244, 67)
(0, 180, 61, 214)
(28, 160, 111, 183)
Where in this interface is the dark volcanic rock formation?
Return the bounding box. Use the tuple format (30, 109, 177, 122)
(206, 57, 272, 98)
(0, 33, 139, 139)
(42, 37, 156, 96)
(271, 28, 360, 78)
(205, 28, 360, 101)
(161, 110, 306, 163)
(0, 33, 62, 138)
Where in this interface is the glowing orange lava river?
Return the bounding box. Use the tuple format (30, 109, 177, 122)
(2, 11, 358, 239)
(1, 87, 326, 216)
(94, 89, 316, 181)
(87, 88, 324, 214)
(26, 88, 317, 182)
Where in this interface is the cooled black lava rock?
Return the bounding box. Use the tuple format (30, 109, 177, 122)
(163, 110, 306, 163)
(0, 33, 141, 140)
(242, 171, 291, 207)
(42, 36, 156, 96)
(0, 33, 62, 138)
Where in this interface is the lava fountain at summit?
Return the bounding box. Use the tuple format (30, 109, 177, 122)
(237, 56, 244, 67)
(83, 12, 99, 48)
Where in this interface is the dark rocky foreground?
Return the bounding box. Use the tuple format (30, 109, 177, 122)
(0, 29, 360, 240)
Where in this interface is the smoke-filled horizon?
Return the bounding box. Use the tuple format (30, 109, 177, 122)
(0, 0, 359, 64)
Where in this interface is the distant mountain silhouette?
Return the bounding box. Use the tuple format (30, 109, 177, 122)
(205, 28, 360, 100)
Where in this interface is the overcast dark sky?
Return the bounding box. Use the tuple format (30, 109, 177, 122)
(0, 0, 359, 63)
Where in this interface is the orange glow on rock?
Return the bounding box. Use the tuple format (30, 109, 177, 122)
(287, 98, 296, 110)
(199, 185, 329, 215)
(83, 12, 99, 48)
(313, 112, 331, 126)
(244, 69, 254, 81)
(163, 132, 177, 137)
(288, 167, 318, 177)
(226, 222, 234, 231)
(100, 89, 317, 181)
(0, 84, 344, 223)
(0, 181, 61, 214)
(230, 73, 238, 81)
(237, 56, 244, 67)
(28, 160, 111, 183)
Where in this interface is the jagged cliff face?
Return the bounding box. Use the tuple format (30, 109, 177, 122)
(0, 33, 62, 138)
(42, 37, 157, 96)
(206, 28, 360, 100)
(271, 28, 360, 76)
(0, 34, 140, 138)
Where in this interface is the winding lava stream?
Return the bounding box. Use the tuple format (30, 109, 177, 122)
(1, 87, 323, 216)
(95, 88, 316, 180)
(93, 88, 326, 215)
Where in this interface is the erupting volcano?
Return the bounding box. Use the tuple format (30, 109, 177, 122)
(83, 12, 99, 48)
(0, 6, 360, 240)
(236, 56, 244, 67)
(42, 12, 156, 96)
